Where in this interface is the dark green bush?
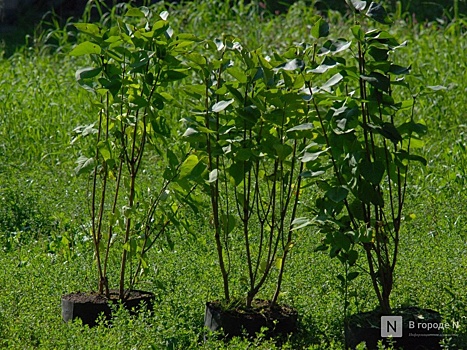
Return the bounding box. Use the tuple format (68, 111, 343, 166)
(264, 0, 466, 21)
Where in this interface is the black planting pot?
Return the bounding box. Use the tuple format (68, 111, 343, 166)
(61, 289, 154, 327)
(345, 307, 442, 350)
(204, 299, 298, 339)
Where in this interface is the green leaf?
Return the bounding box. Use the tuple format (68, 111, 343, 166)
(225, 84, 245, 103)
(73, 123, 97, 137)
(122, 204, 134, 219)
(351, 25, 365, 41)
(69, 41, 102, 56)
(123, 241, 131, 252)
(318, 39, 351, 56)
(212, 99, 234, 113)
(301, 149, 328, 163)
(358, 226, 375, 243)
(357, 179, 384, 206)
(332, 105, 359, 133)
(380, 122, 403, 143)
(186, 53, 207, 67)
(167, 149, 179, 167)
(334, 232, 351, 251)
(408, 137, 424, 148)
(366, 2, 392, 24)
(367, 47, 388, 62)
(322, 73, 344, 90)
(398, 121, 427, 137)
(97, 141, 111, 161)
(206, 169, 218, 183)
(125, 8, 145, 17)
(162, 70, 188, 82)
(184, 84, 205, 98)
(291, 217, 312, 230)
(389, 64, 411, 75)
(359, 159, 385, 185)
(275, 58, 305, 71)
(257, 260, 268, 274)
(426, 85, 447, 91)
(349, 0, 367, 11)
(160, 10, 169, 20)
(348, 199, 365, 221)
(409, 154, 427, 166)
(347, 271, 359, 281)
(315, 244, 328, 252)
(235, 148, 253, 161)
(73, 23, 102, 38)
(310, 56, 341, 74)
(227, 66, 248, 84)
(287, 123, 314, 139)
(182, 127, 203, 142)
(213, 38, 225, 51)
(179, 155, 199, 179)
(220, 214, 236, 235)
(229, 161, 249, 186)
(275, 258, 283, 269)
(348, 250, 359, 265)
(74, 156, 95, 175)
(326, 186, 349, 203)
(366, 30, 400, 47)
(75, 67, 102, 81)
(366, 61, 391, 74)
(99, 76, 121, 96)
(361, 72, 390, 92)
(311, 17, 329, 39)
(139, 255, 149, 270)
(396, 151, 427, 166)
(273, 143, 293, 160)
(238, 105, 261, 126)
(287, 123, 314, 132)
(300, 170, 325, 178)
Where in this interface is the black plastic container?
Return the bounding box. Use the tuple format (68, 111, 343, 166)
(204, 299, 298, 339)
(345, 307, 442, 349)
(61, 289, 154, 327)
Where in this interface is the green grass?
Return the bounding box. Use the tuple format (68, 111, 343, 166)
(0, 1, 466, 349)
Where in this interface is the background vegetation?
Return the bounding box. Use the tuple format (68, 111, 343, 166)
(0, 1, 466, 348)
(292, 0, 466, 21)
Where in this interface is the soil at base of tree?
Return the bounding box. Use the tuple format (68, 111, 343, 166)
(62, 289, 153, 303)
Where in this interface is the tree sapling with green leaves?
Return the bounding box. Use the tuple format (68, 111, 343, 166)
(305, 0, 428, 315)
(69, 6, 196, 301)
(181, 36, 314, 334)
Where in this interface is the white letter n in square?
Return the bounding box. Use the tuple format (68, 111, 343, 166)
(381, 316, 403, 338)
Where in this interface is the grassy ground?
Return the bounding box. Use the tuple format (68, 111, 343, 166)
(0, 1, 466, 349)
